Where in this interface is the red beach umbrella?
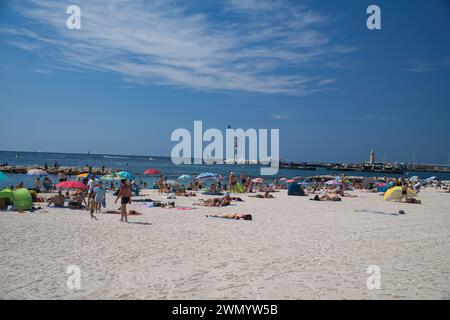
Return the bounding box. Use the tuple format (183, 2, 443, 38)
(144, 169, 161, 175)
(56, 181, 88, 190)
(286, 179, 296, 183)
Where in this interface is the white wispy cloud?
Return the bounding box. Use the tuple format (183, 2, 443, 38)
(2, 0, 356, 95)
(272, 113, 290, 120)
(405, 57, 450, 72)
(33, 68, 52, 75)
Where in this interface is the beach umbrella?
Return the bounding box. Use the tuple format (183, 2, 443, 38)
(76, 172, 90, 178)
(425, 176, 437, 183)
(0, 171, 7, 181)
(144, 169, 160, 175)
(27, 169, 48, 176)
(325, 180, 340, 186)
(291, 176, 303, 180)
(252, 178, 265, 183)
(117, 171, 135, 180)
(375, 182, 386, 187)
(56, 181, 88, 190)
(279, 177, 288, 181)
(383, 186, 417, 201)
(409, 176, 419, 182)
(166, 180, 182, 186)
(286, 179, 296, 183)
(177, 174, 191, 180)
(195, 172, 217, 180)
(100, 173, 120, 180)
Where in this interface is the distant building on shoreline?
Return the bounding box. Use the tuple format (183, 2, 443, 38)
(369, 149, 375, 164)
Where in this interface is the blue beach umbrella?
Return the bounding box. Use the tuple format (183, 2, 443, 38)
(117, 171, 135, 180)
(177, 174, 191, 180)
(194, 172, 217, 180)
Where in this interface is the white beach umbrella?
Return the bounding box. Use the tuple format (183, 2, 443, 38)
(27, 169, 48, 176)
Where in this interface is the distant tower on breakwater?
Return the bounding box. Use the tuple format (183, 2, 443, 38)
(369, 149, 376, 164)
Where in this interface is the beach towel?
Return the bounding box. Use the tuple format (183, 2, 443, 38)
(135, 202, 156, 208)
(176, 206, 195, 211)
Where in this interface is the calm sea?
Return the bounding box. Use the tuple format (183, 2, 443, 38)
(0, 151, 447, 188)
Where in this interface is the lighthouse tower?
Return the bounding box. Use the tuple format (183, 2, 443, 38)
(369, 149, 376, 164)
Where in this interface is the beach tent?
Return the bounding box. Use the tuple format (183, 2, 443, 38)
(383, 186, 417, 201)
(287, 182, 305, 196)
(0, 188, 13, 201)
(12, 188, 33, 210)
(235, 182, 245, 193)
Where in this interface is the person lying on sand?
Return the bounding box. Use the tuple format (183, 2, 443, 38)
(47, 190, 65, 207)
(194, 194, 232, 207)
(404, 198, 422, 204)
(310, 194, 342, 201)
(68, 192, 88, 209)
(105, 209, 143, 215)
(176, 190, 197, 197)
(206, 213, 252, 220)
(160, 201, 176, 208)
(249, 191, 274, 199)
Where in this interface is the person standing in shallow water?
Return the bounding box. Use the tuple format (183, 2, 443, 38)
(115, 179, 132, 222)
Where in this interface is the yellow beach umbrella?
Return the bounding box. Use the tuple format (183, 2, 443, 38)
(383, 186, 417, 201)
(76, 173, 89, 178)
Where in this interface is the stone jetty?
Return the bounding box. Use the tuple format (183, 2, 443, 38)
(0, 165, 118, 176)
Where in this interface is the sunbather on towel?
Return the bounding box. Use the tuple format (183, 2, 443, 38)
(206, 213, 252, 220)
(250, 191, 274, 199)
(194, 194, 232, 207)
(310, 194, 342, 201)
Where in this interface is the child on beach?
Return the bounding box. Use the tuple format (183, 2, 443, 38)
(93, 182, 106, 213)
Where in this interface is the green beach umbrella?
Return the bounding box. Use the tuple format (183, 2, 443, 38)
(101, 172, 121, 180)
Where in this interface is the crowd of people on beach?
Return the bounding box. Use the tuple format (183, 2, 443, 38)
(2, 159, 449, 222)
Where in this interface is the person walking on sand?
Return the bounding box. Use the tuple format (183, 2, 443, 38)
(87, 175, 96, 201)
(94, 182, 106, 213)
(229, 172, 237, 193)
(115, 179, 132, 222)
(340, 174, 346, 197)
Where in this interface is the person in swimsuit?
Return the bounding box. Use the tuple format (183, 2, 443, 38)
(47, 190, 65, 207)
(229, 172, 237, 193)
(115, 179, 132, 222)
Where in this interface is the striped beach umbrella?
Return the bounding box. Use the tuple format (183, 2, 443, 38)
(27, 169, 48, 176)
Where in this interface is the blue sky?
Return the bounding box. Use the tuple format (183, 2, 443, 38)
(1, 0, 449, 164)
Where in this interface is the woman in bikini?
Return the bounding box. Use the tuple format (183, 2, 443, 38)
(115, 179, 132, 222)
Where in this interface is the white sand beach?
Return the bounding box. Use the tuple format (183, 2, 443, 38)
(0, 188, 449, 300)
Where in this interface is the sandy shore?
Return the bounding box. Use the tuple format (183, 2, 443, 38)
(0, 187, 449, 300)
